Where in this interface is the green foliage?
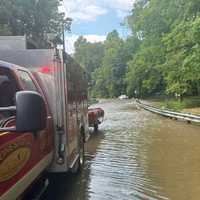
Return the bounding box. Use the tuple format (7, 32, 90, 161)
(1, 0, 199, 99)
(125, 0, 200, 98)
(74, 0, 200, 99)
(163, 17, 200, 96)
(91, 30, 135, 98)
(74, 36, 104, 82)
(126, 38, 165, 97)
(162, 100, 186, 111)
(0, 0, 71, 48)
(0, 24, 12, 35)
(73, 36, 105, 98)
(160, 97, 200, 111)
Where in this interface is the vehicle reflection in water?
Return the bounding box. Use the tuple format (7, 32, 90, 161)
(42, 132, 105, 200)
(42, 100, 200, 200)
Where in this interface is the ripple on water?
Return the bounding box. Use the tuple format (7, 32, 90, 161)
(87, 101, 169, 200)
(44, 100, 200, 200)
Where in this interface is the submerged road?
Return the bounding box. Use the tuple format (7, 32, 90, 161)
(42, 100, 200, 200)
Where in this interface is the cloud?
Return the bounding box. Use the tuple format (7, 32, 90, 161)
(63, 0, 107, 21)
(104, 0, 134, 11)
(84, 35, 106, 43)
(71, 6, 107, 21)
(65, 35, 79, 54)
(63, 0, 135, 21)
(102, 0, 135, 18)
(65, 34, 106, 54)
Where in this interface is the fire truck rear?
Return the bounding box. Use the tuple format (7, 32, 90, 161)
(0, 46, 89, 199)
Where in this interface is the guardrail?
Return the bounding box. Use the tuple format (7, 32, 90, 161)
(136, 100, 200, 124)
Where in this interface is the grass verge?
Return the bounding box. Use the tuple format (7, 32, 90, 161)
(150, 96, 200, 112)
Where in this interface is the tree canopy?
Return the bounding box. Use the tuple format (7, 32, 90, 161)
(0, 0, 72, 48)
(73, 0, 200, 99)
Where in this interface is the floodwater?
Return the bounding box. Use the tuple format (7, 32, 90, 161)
(42, 100, 200, 200)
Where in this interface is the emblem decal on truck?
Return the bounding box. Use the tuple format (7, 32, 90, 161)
(0, 136, 32, 182)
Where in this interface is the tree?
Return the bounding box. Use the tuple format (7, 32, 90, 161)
(0, 24, 11, 35)
(74, 36, 105, 85)
(91, 30, 129, 97)
(125, 0, 200, 98)
(0, 0, 72, 48)
(75, 0, 200, 99)
(163, 17, 200, 96)
(126, 39, 164, 97)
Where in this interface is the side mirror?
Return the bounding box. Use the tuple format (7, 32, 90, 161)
(0, 91, 47, 132)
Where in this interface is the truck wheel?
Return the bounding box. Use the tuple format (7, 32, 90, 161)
(71, 128, 85, 173)
(79, 131, 85, 167)
(94, 123, 98, 132)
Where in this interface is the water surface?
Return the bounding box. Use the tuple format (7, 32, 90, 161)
(43, 100, 200, 200)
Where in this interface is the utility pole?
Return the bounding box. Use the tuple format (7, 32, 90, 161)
(59, 0, 66, 53)
(62, 22, 66, 53)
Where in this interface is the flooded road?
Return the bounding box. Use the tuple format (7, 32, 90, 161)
(43, 100, 200, 200)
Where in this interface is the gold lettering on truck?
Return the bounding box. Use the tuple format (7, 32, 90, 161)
(0, 147, 31, 182)
(0, 137, 32, 182)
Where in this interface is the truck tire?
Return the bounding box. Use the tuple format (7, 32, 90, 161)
(94, 122, 98, 132)
(79, 132, 85, 167)
(71, 128, 85, 173)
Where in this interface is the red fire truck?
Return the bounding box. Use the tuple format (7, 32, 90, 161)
(0, 48, 89, 199)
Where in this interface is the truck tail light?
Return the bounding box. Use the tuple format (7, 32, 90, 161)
(38, 66, 54, 74)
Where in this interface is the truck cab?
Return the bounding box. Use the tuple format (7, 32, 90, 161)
(0, 61, 53, 200)
(0, 49, 88, 199)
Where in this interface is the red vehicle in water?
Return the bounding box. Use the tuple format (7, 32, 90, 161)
(0, 48, 91, 199)
(88, 108, 104, 131)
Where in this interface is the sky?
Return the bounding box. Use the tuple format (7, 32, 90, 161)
(61, 0, 135, 54)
